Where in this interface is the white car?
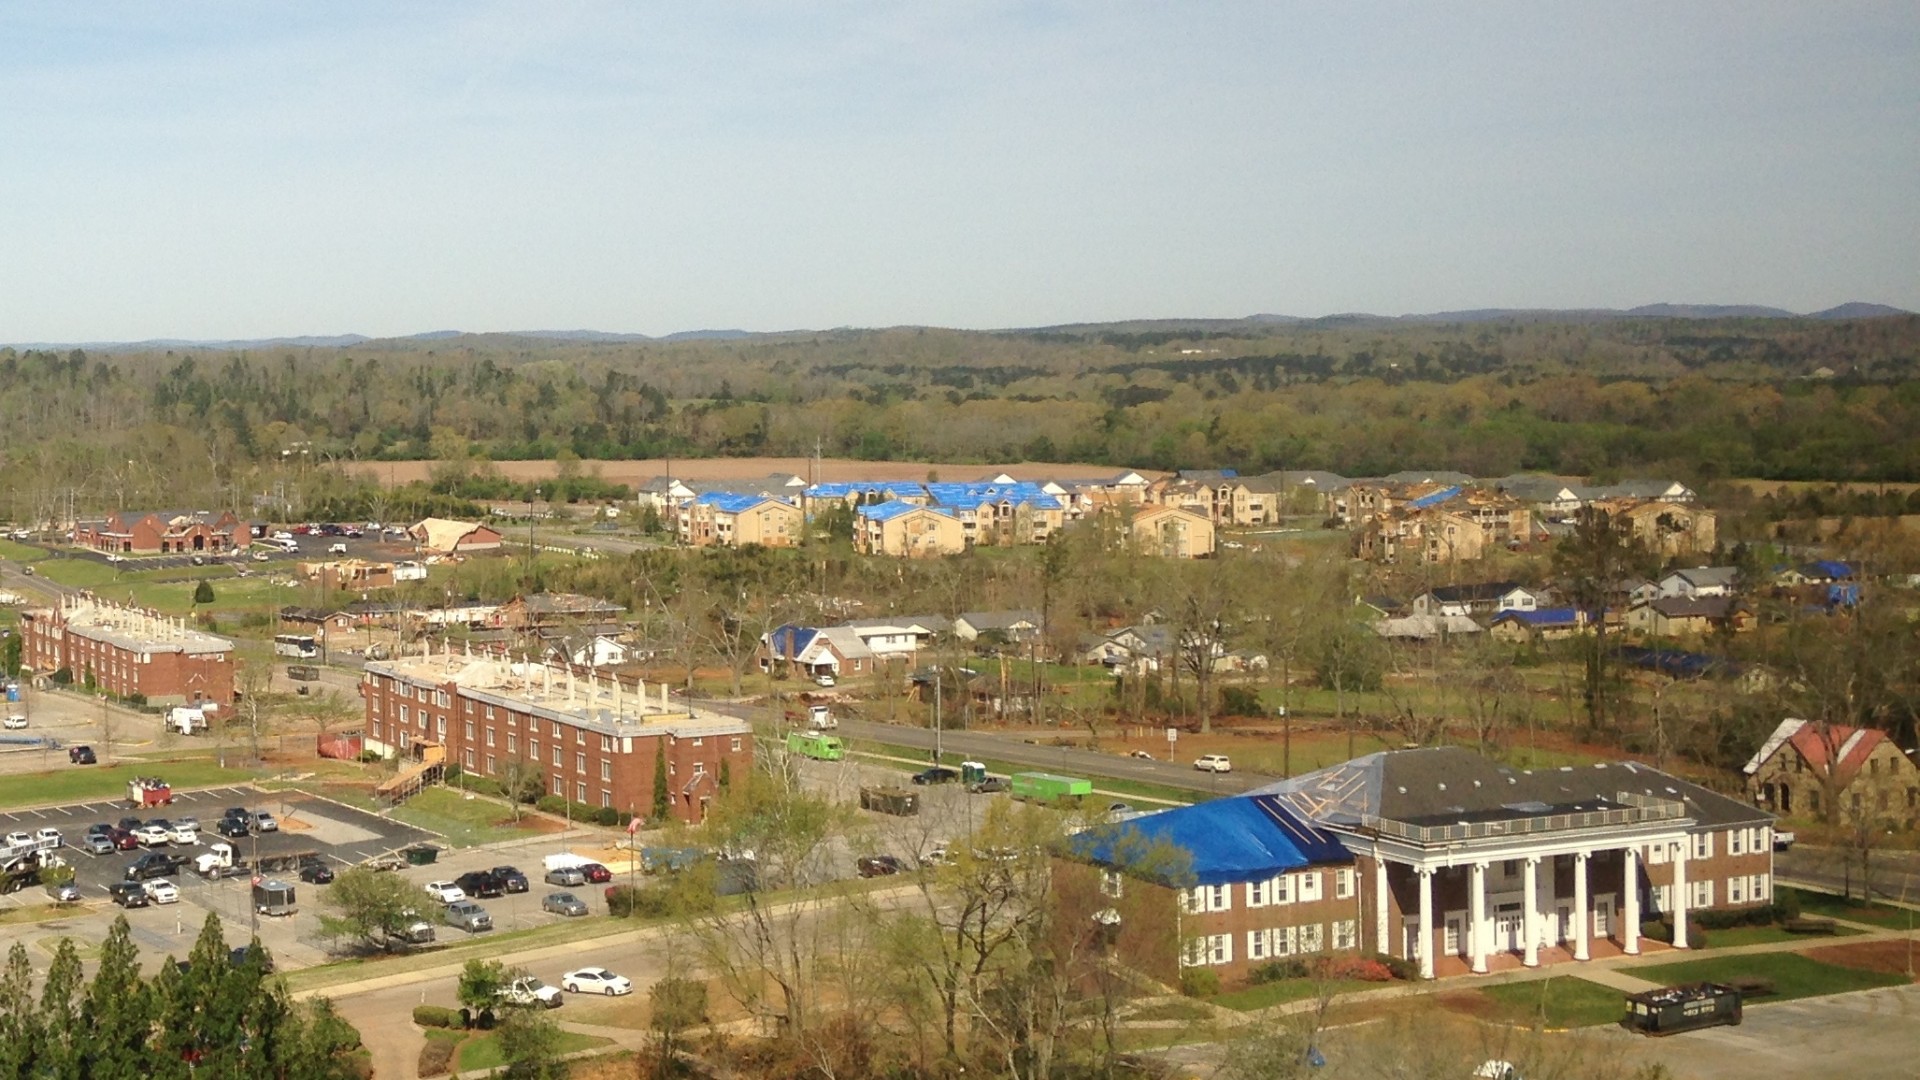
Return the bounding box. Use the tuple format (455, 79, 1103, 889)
(167, 822, 199, 845)
(1, 716, 24, 730)
(1193, 754, 1233, 774)
(327, 543, 348, 555)
(814, 672, 836, 687)
(3, 831, 31, 848)
(423, 881, 467, 905)
(133, 825, 172, 846)
(33, 828, 62, 848)
(144, 878, 180, 904)
(252, 551, 270, 562)
(496, 976, 563, 1008)
(562, 967, 633, 996)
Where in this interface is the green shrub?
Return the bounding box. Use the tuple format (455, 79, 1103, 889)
(50, 668, 71, 685)
(535, 795, 567, 815)
(412, 1004, 459, 1028)
(1179, 969, 1220, 998)
(358, 750, 384, 764)
(1218, 685, 1265, 718)
(1247, 959, 1310, 984)
(417, 1038, 456, 1077)
(1776, 891, 1801, 920)
(593, 805, 620, 826)
(1372, 952, 1420, 981)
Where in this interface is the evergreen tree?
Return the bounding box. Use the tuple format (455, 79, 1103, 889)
(193, 579, 215, 605)
(80, 917, 153, 1080)
(0, 941, 44, 1076)
(651, 745, 670, 822)
(39, 937, 84, 1080)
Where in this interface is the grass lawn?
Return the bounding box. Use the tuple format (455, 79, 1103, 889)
(1479, 976, 1627, 1028)
(1634, 950, 1909, 1002)
(388, 785, 551, 848)
(456, 1027, 611, 1071)
(1210, 978, 1380, 1012)
(1126, 999, 1218, 1023)
(1782, 887, 1920, 931)
(0, 758, 263, 810)
(857, 742, 1203, 806)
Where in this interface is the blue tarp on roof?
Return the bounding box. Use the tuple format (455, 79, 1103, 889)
(765, 625, 822, 660)
(857, 501, 953, 522)
(694, 491, 786, 513)
(1492, 607, 1582, 627)
(1615, 645, 1735, 680)
(1804, 560, 1855, 581)
(1067, 794, 1350, 886)
(1407, 485, 1462, 510)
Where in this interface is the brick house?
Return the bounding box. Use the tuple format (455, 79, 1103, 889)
(20, 596, 235, 706)
(360, 646, 751, 823)
(758, 625, 875, 679)
(1624, 596, 1753, 638)
(1743, 717, 1920, 824)
(73, 509, 247, 555)
(1073, 748, 1775, 985)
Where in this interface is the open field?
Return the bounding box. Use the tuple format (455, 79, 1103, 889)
(1634, 950, 1910, 1000)
(349, 456, 1153, 488)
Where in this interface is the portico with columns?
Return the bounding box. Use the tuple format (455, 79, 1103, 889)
(1257, 749, 1758, 979)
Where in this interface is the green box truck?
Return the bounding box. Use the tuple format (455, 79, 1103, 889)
(1010, 772, 1092, 803)
(786, 731, 845, 762)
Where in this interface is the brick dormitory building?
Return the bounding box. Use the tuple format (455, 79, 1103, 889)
(360, 642, 753, 824)
(19, 595, 235, 706)
(1067, 747, 1774, 986)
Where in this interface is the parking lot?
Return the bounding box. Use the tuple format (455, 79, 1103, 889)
(6, 786, 436, 903)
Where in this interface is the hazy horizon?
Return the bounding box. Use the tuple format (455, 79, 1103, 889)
(4, 3, 1916, 342)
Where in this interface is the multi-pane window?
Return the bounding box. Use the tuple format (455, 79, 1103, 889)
(1335, 867, 1355, 900)
(1729, 876, 1745, 904)
(508, 735, 518, 754)
(1648, 842, 1668, 865)
(1207, 934, 1232, 965)
(1247, 929, 1270, 960)
(485, 729, 495, 747)
(1100, 871, 1123, 899)
(1207, 884, 1230, 912)
(464, 720, 475, 741)
(1274, 874, 1293, 905)
(485, 755, 496, 775)
(1296, 870, 1323, 903)
(731, 737, 743, 753)
(1298, 923, 1325, 953)
(1247, 879, 1269, 908)
(1693, 833, 1713, 860)
(1691, 880, 1715, 908)
(551, 745, 561, 766)
(1271, 926, 1297, 957)
(576, 781, 587, 802)
(576, 752, 586, 774)
(600, 761, 612, 782)
(1728, 829, 1745, 855)
(1332, 919, 1358, 950)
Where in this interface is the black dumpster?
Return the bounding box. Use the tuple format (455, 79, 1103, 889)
(403, 845, 440, 866)
(1623, 982, 1742, 1036)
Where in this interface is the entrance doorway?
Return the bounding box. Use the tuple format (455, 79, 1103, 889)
(1495, 903, 1523, 952)
(1594, 894, 1613, 939)
(1444, 913, 1465, 957)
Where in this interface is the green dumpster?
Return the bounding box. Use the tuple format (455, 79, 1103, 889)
(404, 845, 439, 866)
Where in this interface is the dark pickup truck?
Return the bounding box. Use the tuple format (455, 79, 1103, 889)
(125, 852, 188, 881)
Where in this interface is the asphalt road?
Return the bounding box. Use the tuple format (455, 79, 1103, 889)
(701, 697, 1278, 797)
(1777, 843, 1920, 903)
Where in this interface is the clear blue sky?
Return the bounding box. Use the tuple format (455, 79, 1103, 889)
(2, 2, 1915, 341)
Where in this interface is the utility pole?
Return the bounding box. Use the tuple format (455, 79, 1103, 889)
(932, 666, 943, 763)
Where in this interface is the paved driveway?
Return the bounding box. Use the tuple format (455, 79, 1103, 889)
(1588, 982, 1920, 1079)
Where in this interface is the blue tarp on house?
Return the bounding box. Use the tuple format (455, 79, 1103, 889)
(1067, 794, 1350, 886)
(1407, 485, 1462, 510)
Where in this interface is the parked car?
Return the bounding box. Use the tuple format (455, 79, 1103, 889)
(911, 766, 960, 786)
(132, 825, 171, 847)
(109, 882, 151, 908)
(491, 866, 530, 893)
(544, 866, 587, 887)
(298, 862, 336, 885)
(1774, 830, 1796, 851)
(920, 843, 953, 867)
(814, 672, 836, 687)
(47, 881, 81, 903)
(1193, 754, 1233, 774)
(395, 917, 436, 945)
(496, 976, 562, 1008)
(443, 900, 493, 932)
(580, 863, 612, 884)
(423, 881, 466, 904)
(455, 870, 505, 898)
(251, 812, 279, 833)
(969, 776, 1010, 794)
(144, 878, 180, 904)
(857, 855, 906, 878)
(117, 817, 144, 832)
(561, 967, 633, 995)
(541, 891, 589, 917)
(217, 817, 250, 839)
(1, 715, 25, 730)
(167, 821, 198, 845)
(68, 745, 97, 765)
(107, 828, 139, 851)
(83, 832, 116, 855)
(33, 827, 62, 848)
(327, 543, 348, 555)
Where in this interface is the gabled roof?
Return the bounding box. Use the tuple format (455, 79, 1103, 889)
(411, 517, 496, 551)
(1381, 470, 1475, 486)
(1665, 566, 1738, 589)
(1266, 470, 1351, 491)
(1743, 717, 1893, 785)
(1418, 581, 1520, 604)
(1800, 560, 1854, 581)
(693, 491, 794, 514)
(844, 614, 950, 635)
(1068, 795, 1351, 886)
(856, 501, 955, 523)
(1637, 596, 1744, 619)
(1373, 613, 1484, 640)
(958, 610, 1042, 632)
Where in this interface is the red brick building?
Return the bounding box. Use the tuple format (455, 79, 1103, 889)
(19, 596, 235, 706)
(73, 509, 248, 555)
(1072, 747, 1775, 986)
(360, 645, 751, 824)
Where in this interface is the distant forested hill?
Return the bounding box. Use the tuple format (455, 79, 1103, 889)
(1, 314, 1917, 520)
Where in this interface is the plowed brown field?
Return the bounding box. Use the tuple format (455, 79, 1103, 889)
(349, 457, 1152, 487)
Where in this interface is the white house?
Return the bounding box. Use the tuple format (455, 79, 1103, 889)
(1658, 567, 1739, 599)
(842, 615, 949, 659)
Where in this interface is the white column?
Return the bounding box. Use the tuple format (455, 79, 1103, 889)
(1374, 857, 1390, 958)
(1623, 847, 1641, 955)
(1417, 867, 1435, 980)
(1672, 840, 1690, 949)
(1469, 861, 1489, 974)
(1522, 856, 1541, 967)
(1572, 851, 1591, 962)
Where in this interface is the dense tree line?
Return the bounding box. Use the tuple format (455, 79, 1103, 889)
(2, 316, 1917, 521)
(0, 914, 365, 1078)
